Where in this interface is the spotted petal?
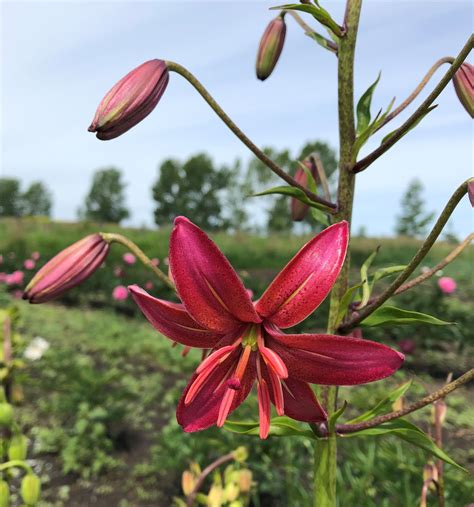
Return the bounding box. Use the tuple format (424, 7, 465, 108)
(177, 349, 257, 432)
(170, 217, 261, 332)
(129, 285, 222, 348)
(256, 221, 349, 328)
(266, 327, 404, 385)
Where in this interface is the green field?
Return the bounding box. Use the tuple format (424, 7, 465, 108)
(1, 218, 473, 506)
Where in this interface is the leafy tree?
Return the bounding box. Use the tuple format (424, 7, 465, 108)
(395, 179, 434, 237)
(22, 181, 53, 217)
(152, 153, 231, 230)
(83, 168, 129, 223)
(0, 178, 24, 217)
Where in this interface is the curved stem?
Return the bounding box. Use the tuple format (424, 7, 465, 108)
(166, 61, 337, 212)
(186, 452, 235, 507)
(0, 460, 33, 474)
(336, 369, 474, 434)
(353, 35, 473, 173)
(99, 232, 175, 291)
(375, 57, 454, 131)
(287, 11, 338, 54)
(340, 179, 470, 332)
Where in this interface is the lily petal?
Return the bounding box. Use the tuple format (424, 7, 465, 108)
(170, 217, 261, 332)
(266, 327, 404, 385)
(129, 285, 222, 348)
(281, 378, 327, 422)
(256, 221, 349, 328)
(177, 349, 256, 432)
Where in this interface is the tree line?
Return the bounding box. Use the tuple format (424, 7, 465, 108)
(1, 139, 436, 237)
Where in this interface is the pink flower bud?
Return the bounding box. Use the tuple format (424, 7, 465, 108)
(24, 259, 35, 270)
(452, 63, 473, 118)
(437, 276, 456, 294)
(23, 234, 109, 303)
(31, 251, 41, 261)
(112, 285, 129, 301)
(291, 160, 317, 221)
(150, 257, 160, 267)
(6, 271, 24, 286)
(256, 15, 286, 81)
(122, 252, 136, 265)
(88, 59, 169, 140)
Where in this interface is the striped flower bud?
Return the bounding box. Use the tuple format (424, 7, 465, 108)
(256, 15, 286, 81)
(291, 159, 317, 221)
(88, 59, 169, 140)
(23, 234, 109, 304)
(452, 63, 473, 118)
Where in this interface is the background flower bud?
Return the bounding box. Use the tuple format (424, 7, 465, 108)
(8, 434, 28, 461)
(0, 402, 14, 427)
(20, 474, 41, 506)
(0, 480, 10, 507)
(88, 59, 169, 140)
(23, 234, 109, 304)
(452, 63, 473, 118)
(291, 159, 317, 221)
(256, 15, 286, 81)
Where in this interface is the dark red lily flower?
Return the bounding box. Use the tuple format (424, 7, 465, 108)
(130, 217, 403, 438)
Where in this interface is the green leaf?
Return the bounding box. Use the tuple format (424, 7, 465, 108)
(356, 246, 380, 309)
(336, 282, 363, 327)
(305, 31, 336, 53)
(371, 265, 406, 286)
(361, 305, 452, 327)
(224, 416, 316, 439)
(271, 3, 342, 37)
(347, 381, 412, 423)
(345, 418, 467, 472)
(356, 72, 381, 135)
(328, 401, 347, 432)
(249, 185, 331, 212)
(381, 104, 438, 145)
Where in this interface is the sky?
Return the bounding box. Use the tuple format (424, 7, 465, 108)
(1, 0, 473, 236)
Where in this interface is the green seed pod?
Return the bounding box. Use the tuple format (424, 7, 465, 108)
(0, 403, 14, 428)
(8, 434, 28, 461)
(20, 474, 41, 506)
(0, 480, 10, 507)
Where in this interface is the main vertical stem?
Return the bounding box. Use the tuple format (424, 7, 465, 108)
(313, 1, 362, 506)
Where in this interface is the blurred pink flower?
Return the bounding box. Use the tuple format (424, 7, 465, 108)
(0, 273, 6, 283)
(6, 271, 24, 286)
(114, 266, 125, 277)
(151, 258, 160, 267)
(438, 277, 456, 294)
(24, 259, 36, 270)
(399, 339, 416, 355)
(31, 251, 41, 261)
(145, 281, 154, 290)
(113, 285, 129, 301)
(0, 255, 3, 264)
(123, 253, 136, 265)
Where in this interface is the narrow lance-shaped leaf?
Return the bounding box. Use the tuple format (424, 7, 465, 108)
(356, 72, 381, 135)
(306, 31, 337, 53)
(371, 265, 406, 287)
(224, 416, 317, 439)
(361, 305, 452, 327)
(270, 3, 343, 37)
(249, 185, 332, 212)
(344, 418, 467, 473)
(328, 401, 347, 432)
(381, 105, 438, 145)
(336, 282, 363, 327)
(347, 380, 412, 423)
(356, 246, 380, 310)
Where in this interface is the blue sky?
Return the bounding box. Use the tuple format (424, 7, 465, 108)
(1, 0, 473, 236)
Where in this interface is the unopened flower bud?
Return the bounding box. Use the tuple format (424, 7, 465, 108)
(0, 480, 9, 507)
(224, 482, 239, 502)
(181, 470, 196, 496)
(256, 15, 286, 81)
(291, 159, 317, 221)
(88, 59, 169, 140)
(23, 234, 109, 304)
(20, 474, 41, 506)
(232, 446, 248, 463)
(8, 434, 28, 461)
(238, 470, 252, 493)
(432, 399, 447, 426)
(452, 63, 473, 118)
(0, 403, 14, 428)
(423, 462, 438, 485)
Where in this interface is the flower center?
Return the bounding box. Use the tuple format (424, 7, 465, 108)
(241, 324, 259, 350)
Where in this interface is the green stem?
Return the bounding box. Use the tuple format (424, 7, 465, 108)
(100, 232, 175, 291)
(165, 61, 337, 212)
(313, 1, 362, 506)
(0, 460, 32, 474)
(353, 35, 473, 173)
(339, 178, 471, 332)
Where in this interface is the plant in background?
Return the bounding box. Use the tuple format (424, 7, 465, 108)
(24, 1, 473, 505)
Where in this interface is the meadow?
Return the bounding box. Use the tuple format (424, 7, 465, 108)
(1, 217, 473, 506)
